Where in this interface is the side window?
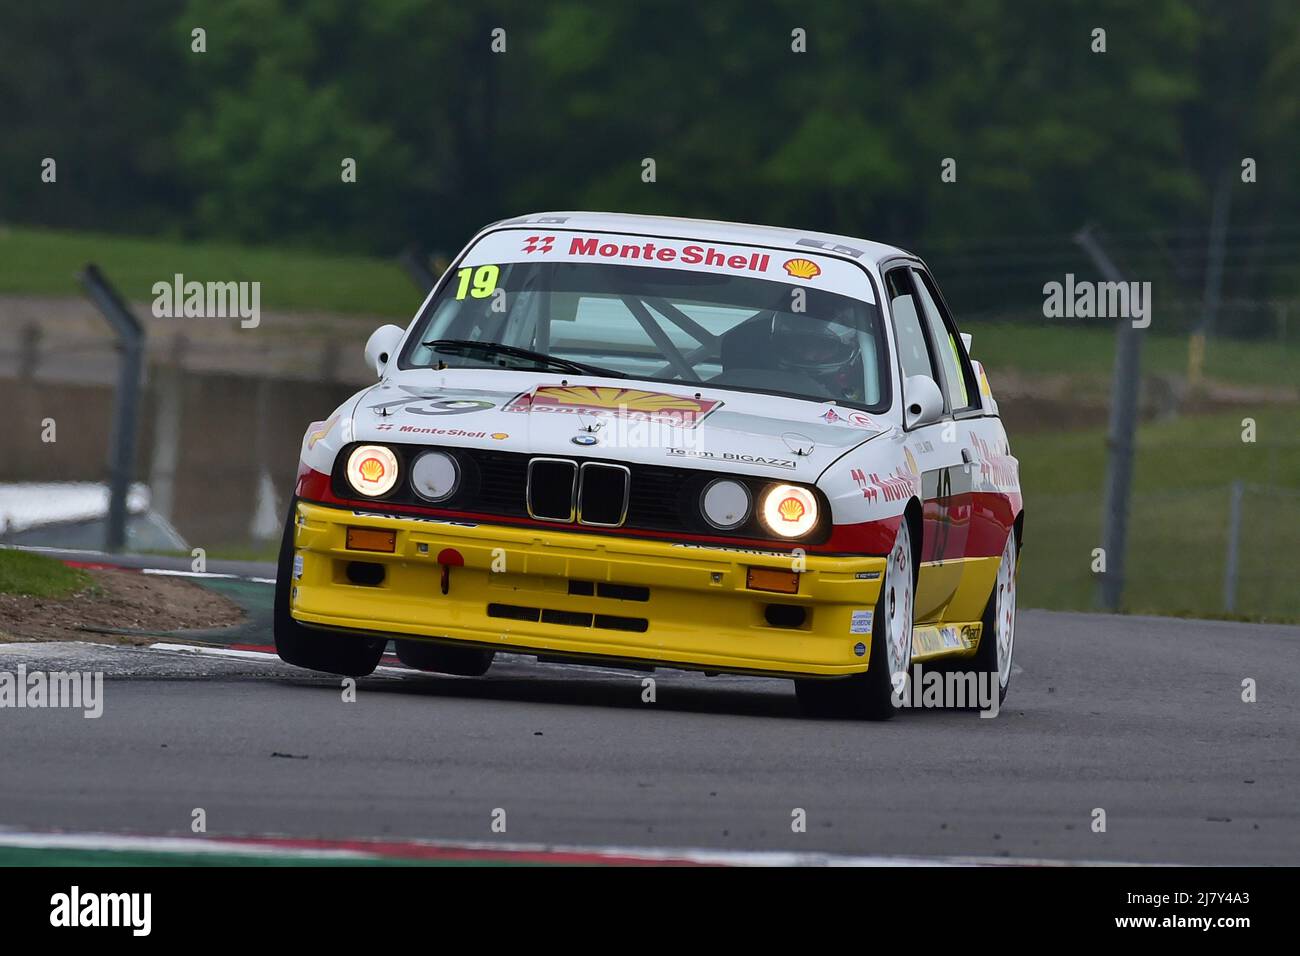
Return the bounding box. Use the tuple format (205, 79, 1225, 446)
(911, 268, 981, 412)
(884, 267, 940, 385)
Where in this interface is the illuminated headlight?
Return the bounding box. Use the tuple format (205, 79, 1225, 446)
(700, 478, 751, 530)
(410, 450, 460, 503)
(760, 484, 819, 538)
(346, 445, 399, 497)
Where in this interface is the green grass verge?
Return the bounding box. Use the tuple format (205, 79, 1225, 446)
(973, 321, 1300, 391)
(0, 549, 92, 599)
(1015, 406, 1300, 621)
(0, 226, 419, 318)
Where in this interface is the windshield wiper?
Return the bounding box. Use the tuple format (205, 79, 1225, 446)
(421, 339, 626, 378)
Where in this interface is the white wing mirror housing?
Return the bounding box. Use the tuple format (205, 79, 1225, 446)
(364, 324, 405, 378)
(902, 374, 945, 429)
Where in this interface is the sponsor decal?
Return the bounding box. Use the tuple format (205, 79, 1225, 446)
(782, 257, 822, 280)
(904, 447, 919, 478)
(566, 236, 771, 274)
(818, 406, 878, 430)
(796, 237, 865, 258)
(911, 623, 981, 658)
(292, 554, 304, 579)
(850, 609, 874, 634)
(357, 453, 389, 486)
(507, 385, 721, 427)
(776, 494, 806, 522)
(373, 424, 506, 439)
(306, 414, 338, 449)
(522, 235, 555, 254)
(850, 465, 916, 503)
(370, 394, 497, 417)
(350, 510, 479, 528)
(668, 448, 796, 470)
(671, 543, 791, 557)
(967, 431, 1018, 491)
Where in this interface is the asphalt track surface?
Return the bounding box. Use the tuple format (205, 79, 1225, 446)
(2, 572, 1297, 864)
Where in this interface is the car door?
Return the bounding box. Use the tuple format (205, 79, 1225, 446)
(883, 265, 965, 623)
(910, 264, 1011, 625)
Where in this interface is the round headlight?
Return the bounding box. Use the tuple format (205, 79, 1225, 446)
(760, 484, 819, 538)
(346, 444, 399, 497)
(410, 450, 460, 502)
(700, 478, 751, 530)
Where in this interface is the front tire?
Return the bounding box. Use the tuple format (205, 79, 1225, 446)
(394, 639, 494, 676)
(273, 501, 386, 677)
(796, 519, 915, 720)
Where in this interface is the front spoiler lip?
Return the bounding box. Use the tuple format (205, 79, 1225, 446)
(299, 620, 856, 681)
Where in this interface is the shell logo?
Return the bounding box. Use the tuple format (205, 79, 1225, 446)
(777, 496, 806, 522)
(506, 385, 722, 426)
(358, 457, 387, 483)
(547, 386, 704, 412)
(782, 258, 821, 280)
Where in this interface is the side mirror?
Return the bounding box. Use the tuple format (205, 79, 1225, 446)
(364, 325, 405, 378)
(902, 374, 945, 429)
(960, 331, 973, 353)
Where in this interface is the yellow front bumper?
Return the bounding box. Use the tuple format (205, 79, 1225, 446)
(288, 501, 887, 676)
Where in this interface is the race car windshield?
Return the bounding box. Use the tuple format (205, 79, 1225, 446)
(403, 259, 889, 410)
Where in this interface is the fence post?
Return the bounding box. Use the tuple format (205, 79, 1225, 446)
(19, 323, 40, 380)
(79, 264, 145, 553)
(1076, 225, 1143, 612)
(1223, 479, 1244, 613)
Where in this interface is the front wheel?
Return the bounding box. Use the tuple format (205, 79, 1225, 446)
(796, 518, 914, 720)
(273, 501, 386, 677)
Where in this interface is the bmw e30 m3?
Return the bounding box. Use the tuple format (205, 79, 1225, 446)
(276, 212, 1022, 719)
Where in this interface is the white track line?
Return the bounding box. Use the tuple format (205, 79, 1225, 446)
(148, 642, 412, 676)
(141, 568, 275, 584)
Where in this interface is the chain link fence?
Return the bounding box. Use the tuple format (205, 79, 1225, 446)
(1022, 483, 1300, 622)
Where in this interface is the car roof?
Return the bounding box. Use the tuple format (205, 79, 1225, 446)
(486, 211, 915, 267)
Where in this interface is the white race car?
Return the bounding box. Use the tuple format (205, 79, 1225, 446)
(277, 212, 1022, 718)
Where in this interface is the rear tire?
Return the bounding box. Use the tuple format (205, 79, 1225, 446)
(969, 528, 1017, 705)
(273, 501, 386, 678)
(796, 519, 915, 720)
(394, 639, 494, 676)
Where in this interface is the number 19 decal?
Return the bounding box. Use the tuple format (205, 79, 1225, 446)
(454, 264, 500, 299)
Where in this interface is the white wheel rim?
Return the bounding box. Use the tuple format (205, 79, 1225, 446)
(884, 521, 914, 686)
(995, 532, 1017, 688)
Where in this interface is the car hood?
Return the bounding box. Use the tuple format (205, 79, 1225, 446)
(348, 368, 892, 481)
